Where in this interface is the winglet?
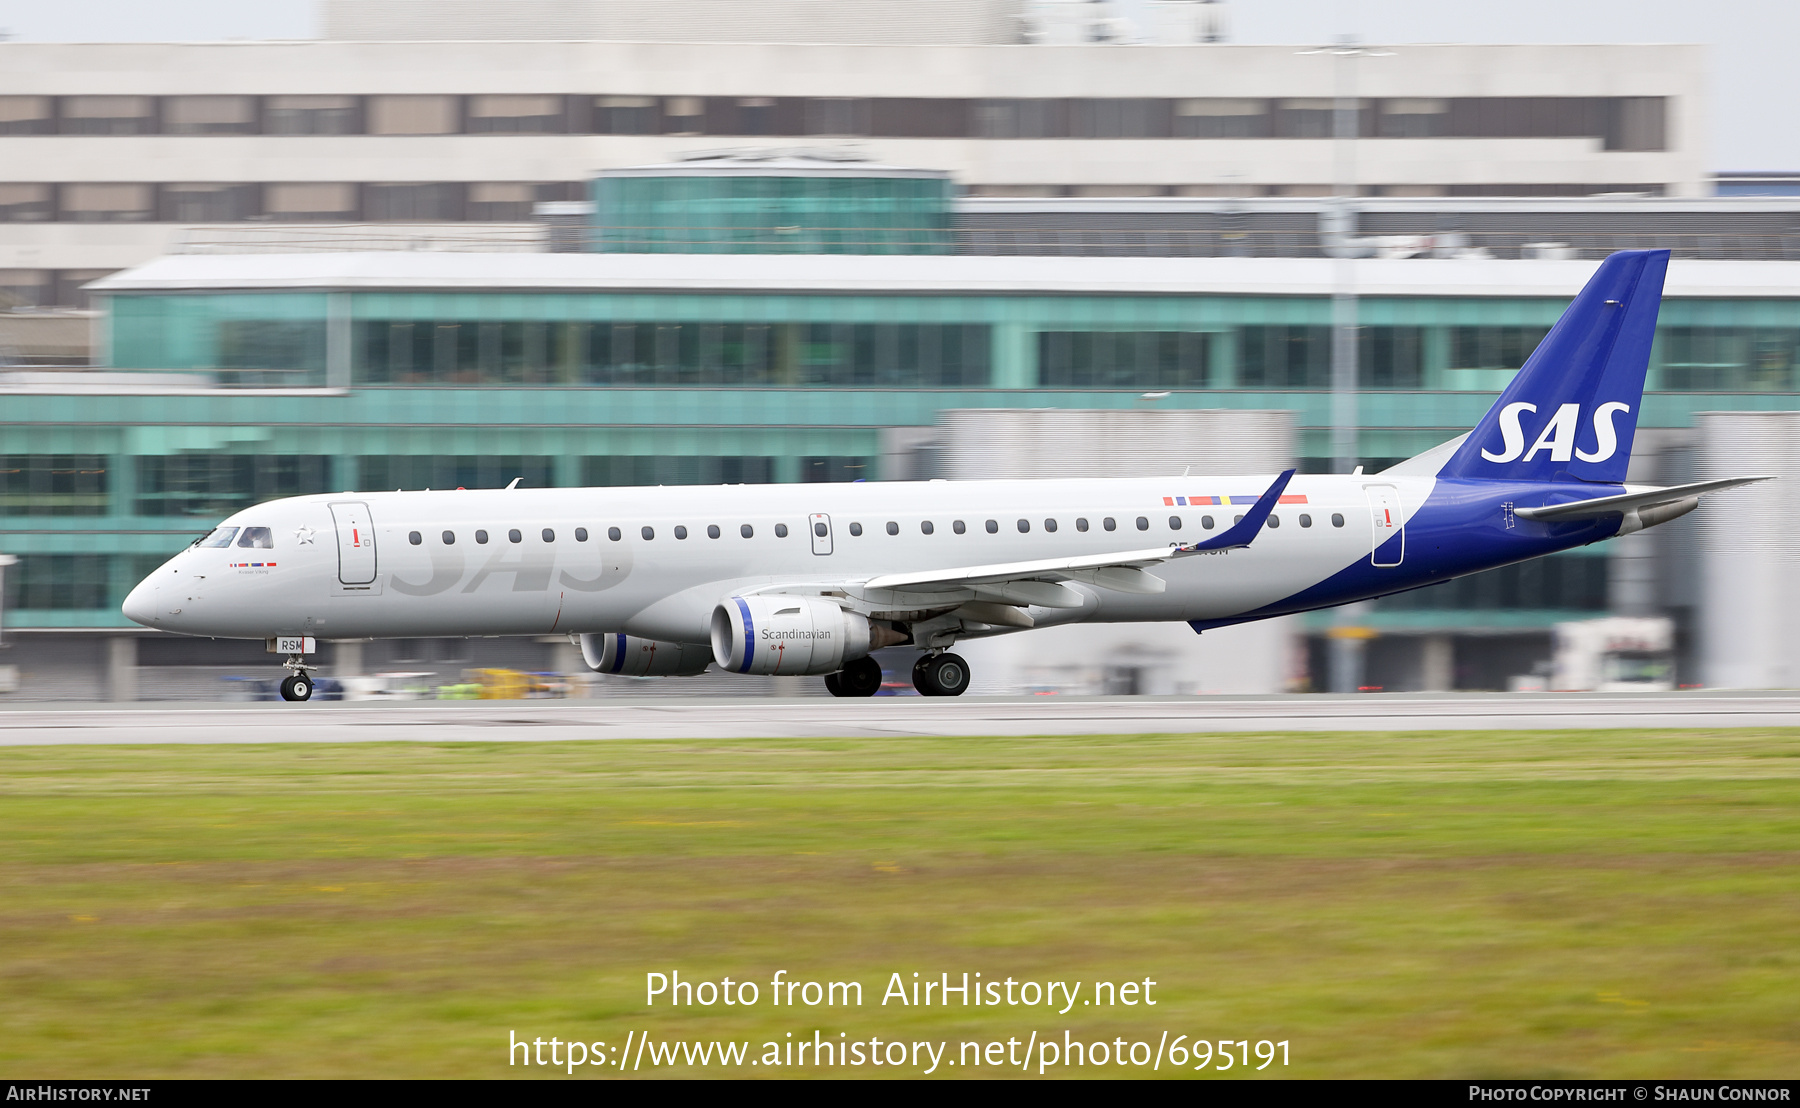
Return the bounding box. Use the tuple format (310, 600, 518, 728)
(1180, 469, 1296, 554)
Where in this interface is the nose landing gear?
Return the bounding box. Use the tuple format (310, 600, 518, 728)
(912, 651, 970, 697)
(278, 653, 315, 702)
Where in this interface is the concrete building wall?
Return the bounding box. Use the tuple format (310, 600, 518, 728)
(1698, 411, 1800, 688)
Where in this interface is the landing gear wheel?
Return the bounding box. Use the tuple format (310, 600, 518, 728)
(837, 655, 884, 697)
(279, 674, 313, 702)
(823, 671, 846, 697)
(912, 652, 971, 697)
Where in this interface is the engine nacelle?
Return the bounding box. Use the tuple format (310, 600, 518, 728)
(710, 595, 880, 676)
(579, 633, 712, 677)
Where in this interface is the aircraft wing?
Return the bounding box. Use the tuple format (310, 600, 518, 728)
(858, 469, 1295, 600)
(1515, 475, 1771, 521)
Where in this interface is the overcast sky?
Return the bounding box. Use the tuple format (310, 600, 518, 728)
(0, 0, 1792, 170)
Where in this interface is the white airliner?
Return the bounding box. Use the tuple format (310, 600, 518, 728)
(122, 250, 1764, 701)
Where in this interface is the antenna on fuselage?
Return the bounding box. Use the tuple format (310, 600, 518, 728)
(506, 477, 522, 489)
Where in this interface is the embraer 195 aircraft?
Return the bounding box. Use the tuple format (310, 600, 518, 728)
(123, 249, 1765, 701)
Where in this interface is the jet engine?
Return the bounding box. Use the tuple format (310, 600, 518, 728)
(710, 595, 904, 676)
(579, 632, 712, 677)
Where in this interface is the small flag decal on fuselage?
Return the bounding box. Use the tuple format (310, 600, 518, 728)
(1162, 494, 1307, 506)
(229, 562, 276, 568)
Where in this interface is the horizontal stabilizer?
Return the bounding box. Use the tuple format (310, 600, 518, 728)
(1515, 475, 1771, 521)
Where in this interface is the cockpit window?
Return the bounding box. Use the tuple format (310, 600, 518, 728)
(236, 526, 273, 549)
(197, 526, 238, 548)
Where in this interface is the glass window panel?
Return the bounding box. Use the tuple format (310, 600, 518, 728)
(265, 95, 359, 135)
(60, 96, 155, 134)
(803, 98, 869, 136)
(5, 554, 114, 611)
(135, 454, 330, 517)
(163, 96, 257, 134)
(60, 183, 153, 222)
(1659, 328, 1798, 391)
(466, 94, 565, 133)
(366, 183, 463, 221)
(1036, 330, 1210, 389)
(0, 96, 54, 134)
(593, 96, 660, 135)
(0, 184, 53, 222)
(366, 95, 458, 135)
(1174, 98, 1268, 137)
(160, 183, 260, 222)
(0, 454, 110, 516)
(361, 456, 556, 491)
(263, 182, 358, 220)
(1237, 325, 1330, 388)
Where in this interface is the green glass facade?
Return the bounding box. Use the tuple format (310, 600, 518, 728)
(592, 172, 955, 254)
(106, 289, 1800, 395)
(4, 281, 1797, 631)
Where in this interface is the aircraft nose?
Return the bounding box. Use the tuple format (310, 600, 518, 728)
(121, 579, 158, 627)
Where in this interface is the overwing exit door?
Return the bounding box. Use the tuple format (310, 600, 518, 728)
(1365, 484, 1404, 567)
(809, 513, 833, 555)
(329, 501, 378, 585)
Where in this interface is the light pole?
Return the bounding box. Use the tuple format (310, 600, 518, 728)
(1300, 36, 1391, 694)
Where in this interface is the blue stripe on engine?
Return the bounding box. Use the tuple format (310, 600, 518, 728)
(610, 633, 627, 674)
(733, 596, 755, 673)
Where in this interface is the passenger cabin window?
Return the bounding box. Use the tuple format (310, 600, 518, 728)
(1076, 518, 1089, 532)
(576, 527, 589, 541)
(707, 524, 721, 539)
(237, 526, 273, 548)
(985, 519, 998, 533)
(408, 531, 422, 545)
(509, 529, 522, 543)
(642, 526, 655, 540)
(885, 521, 899, 536)
(1331, 513, 1345, 528)
(1299, 514, 1313, 528)
(1103, 517, 1116, 531)
(1016, 519, 1031, 533)
(775, 523, 788, 538)
(674, 526, 688, 539)
(542, 528, 555, 542)
(1136, 516, 1149, 531)
(921, 521, 934, 535)
(741, 524, 754, 538)
(441, 530, 456, 544)
(849, 522, 864, 536)
(1202, 515, 1215, 529)
(953, 520, 966, 534)
(1267, 515, 1280, 529)
(1168, 516, 1182, 530)
(198, 526, 238, 548)
(813, 522, 827, 538)
(1044, 518, 1058, 532)
(476, 529, 489, 544)
(609, 527, 622, 541)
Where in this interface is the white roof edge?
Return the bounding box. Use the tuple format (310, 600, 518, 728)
(86, 252, 1800, 300)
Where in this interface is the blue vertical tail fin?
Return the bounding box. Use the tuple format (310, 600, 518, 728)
(1440, 248, 1668, 484)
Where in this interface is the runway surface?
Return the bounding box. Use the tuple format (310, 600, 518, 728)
(3, 692, 1800, 745)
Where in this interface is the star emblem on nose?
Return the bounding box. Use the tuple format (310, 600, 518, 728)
(294, 526, 317, 545)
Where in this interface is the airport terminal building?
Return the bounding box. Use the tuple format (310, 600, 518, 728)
(2, 13, 1796, 697)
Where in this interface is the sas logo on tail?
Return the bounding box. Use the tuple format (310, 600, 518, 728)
(1481, 401, 1631, 464)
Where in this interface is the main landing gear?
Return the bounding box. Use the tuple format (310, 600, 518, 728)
(912, 652, 970, 697)
(824, 655, 883, 697)
(279, 653, 315, 702)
